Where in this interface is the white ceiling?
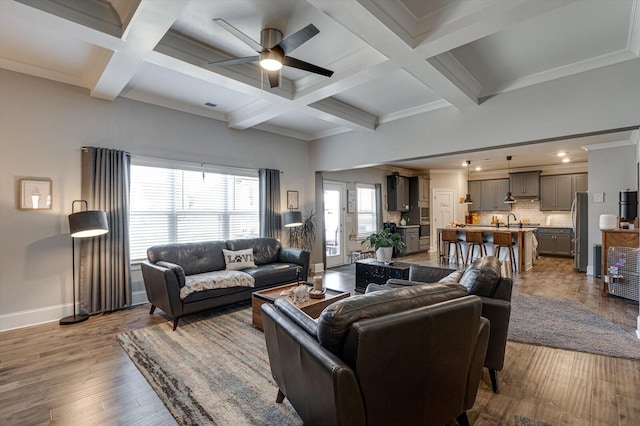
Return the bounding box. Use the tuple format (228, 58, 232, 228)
(1, 0, 638, 169)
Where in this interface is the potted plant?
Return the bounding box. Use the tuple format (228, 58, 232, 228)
(361, 227, 406, 263)
(289, 209, 317, 253)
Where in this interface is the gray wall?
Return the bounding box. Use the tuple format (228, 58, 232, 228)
(587, 138, 639, 271)
(310, 59, 640, 172)
(0, 70, 310, 330)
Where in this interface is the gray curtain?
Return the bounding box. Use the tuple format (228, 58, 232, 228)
(80, 147, 131, 314)
(259, 168, 281, 239)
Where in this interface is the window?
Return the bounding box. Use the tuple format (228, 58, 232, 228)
(129, 159, 259, 262)
(357, 184, 378, 239)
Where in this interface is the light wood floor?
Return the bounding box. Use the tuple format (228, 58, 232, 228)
(1, 255, 638, 425)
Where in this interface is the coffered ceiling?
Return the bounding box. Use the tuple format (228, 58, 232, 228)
(1, 0, 638, 164)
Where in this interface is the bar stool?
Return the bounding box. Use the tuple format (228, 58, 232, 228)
(464, 231, 488, 266)
(493, 232, 517, 273)
(441, 229, 464, 266)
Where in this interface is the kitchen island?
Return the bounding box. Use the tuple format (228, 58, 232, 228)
(437, 226, 537, 272)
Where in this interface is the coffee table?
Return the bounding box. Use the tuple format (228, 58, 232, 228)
(251, 282, 350, 331)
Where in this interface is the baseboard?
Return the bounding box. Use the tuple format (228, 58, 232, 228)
(586, 265, 593, 276)
(313, 263, 324, 273)
(1, 292, 150, 332)
(0, 303, 74, 332)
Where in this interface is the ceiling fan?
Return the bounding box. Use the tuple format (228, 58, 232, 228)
(208, 19, 334, 89)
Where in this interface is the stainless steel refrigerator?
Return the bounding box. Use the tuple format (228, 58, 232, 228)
(571, 192, 588, 272)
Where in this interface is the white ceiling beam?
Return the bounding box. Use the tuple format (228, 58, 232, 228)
(307, 0, 478, 109)
(88, 0, 190, 100)
(306, 98, 377, 131)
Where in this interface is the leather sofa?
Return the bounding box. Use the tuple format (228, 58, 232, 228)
(141, 238, 309, 330)
(262, 283, 489, 426)
(385, 256, 513, 393)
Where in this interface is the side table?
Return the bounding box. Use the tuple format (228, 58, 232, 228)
(355, 258, 411, 293)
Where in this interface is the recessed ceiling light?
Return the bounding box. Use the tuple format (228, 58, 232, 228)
(562, 158, 570, 163)
(557, 152, 566, 157)
(475, 166, 481, 171)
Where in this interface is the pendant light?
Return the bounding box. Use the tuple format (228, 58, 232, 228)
(463, 160, 473, 204)
(504, 155, 516, 204)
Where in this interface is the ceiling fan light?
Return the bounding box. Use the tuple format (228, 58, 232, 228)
(259, 51, 282, 71)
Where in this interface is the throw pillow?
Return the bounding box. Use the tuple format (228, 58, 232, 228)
(223, 248, 256, 271)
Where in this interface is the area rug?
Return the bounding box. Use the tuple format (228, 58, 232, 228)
(515, 414, 552, 426)
(117, 305, 302, 426)
(509, 294, 640, 359)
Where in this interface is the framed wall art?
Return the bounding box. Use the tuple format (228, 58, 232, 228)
(19, 178, 52, 210)
(286, 190, 299, 209)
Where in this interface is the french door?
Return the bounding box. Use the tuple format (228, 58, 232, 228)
(324, 181, 346, 268)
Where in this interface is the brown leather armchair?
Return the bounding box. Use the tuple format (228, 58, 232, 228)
(262, 283, 489, 426)
(386, 256, 513, 393)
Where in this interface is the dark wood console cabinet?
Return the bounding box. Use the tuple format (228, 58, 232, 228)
(355, 259, 411, 292)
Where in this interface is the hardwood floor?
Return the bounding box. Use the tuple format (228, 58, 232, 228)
(1, 254, 638, 425)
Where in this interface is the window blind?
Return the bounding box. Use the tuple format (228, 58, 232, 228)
(129, 162, 259, 262)
(357, 184, 378, 239)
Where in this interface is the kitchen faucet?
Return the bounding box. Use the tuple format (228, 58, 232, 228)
(507, 213, 517, 228)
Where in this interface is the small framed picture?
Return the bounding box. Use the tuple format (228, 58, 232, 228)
(19, 178, 52, 210)
(287, 190, 299, 209)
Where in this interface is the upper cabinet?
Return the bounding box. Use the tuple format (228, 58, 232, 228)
(467, 179, 510, 212)
(540, 174, 573, 211)
(573, 173, 588, 193)
(540, 173, 587, 211)
(509, 171, 540, 198)
(418, 177, 430, 202)
(387, 174, 409, 211)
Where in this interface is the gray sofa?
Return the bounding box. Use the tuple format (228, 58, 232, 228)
(141, 237, 309, 330)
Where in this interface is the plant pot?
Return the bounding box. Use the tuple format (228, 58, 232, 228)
(376, 247, 393, 263)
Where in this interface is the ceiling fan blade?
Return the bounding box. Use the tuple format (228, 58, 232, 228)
(282, 56, 334, 77)
(267, 70, 280, 88)
(277, 24, 319, 55)
(209, 56, 259, 66)
(213, 18, 263, 52)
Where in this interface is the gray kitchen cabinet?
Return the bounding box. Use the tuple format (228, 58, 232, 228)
(419, 177, 429, 202)
(572, 173, 588, 193)
(537, 228, 573, 256)
(398, 227, 420, 255)
(387, 174, 409, 211)
(540, 174, 573, 211)
(468, 180, 482, 212)
(509, 171, 540, 198)
(481, 179, 510, 211)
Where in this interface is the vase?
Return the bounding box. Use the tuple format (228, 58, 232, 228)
(376, 247, 393, 264)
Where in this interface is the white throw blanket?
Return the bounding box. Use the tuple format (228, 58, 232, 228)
(180, 270, 255, 300)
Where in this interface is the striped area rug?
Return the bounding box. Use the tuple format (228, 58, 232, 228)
(117, 305, 302, 426)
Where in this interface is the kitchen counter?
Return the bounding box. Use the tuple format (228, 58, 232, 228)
(437, 227, 536, 272)
(396, 225, 420, 228)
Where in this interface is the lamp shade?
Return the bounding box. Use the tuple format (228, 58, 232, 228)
(283, 211, 303, 228)
(69, 210, 109, 238)
(504, 192, 516, 203)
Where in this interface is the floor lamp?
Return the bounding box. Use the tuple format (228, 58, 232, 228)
(283, 210, 303, 248)
(60, 200, 109, 325)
